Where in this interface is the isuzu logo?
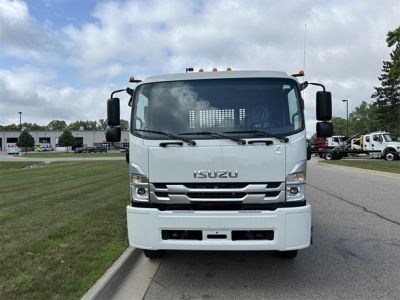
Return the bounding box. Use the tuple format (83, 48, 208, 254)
(193, 170, 238, 179)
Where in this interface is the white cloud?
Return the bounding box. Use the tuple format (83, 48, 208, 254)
(0, 66, 130, 125)
(0, 0, 59, 61)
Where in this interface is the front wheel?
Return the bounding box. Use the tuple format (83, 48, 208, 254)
(143, 249, 164, 259)
(275, 250, 298, 259)
(384, 151, 396, 161)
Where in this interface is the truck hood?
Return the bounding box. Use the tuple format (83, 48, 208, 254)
(148, 141, 286, 182)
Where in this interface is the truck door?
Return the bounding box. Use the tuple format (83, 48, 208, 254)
(372, 134, 384, 151)
(364, 135, 371, 150)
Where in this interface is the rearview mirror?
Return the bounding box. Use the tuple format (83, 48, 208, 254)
(106, 126, 121, 142)
(107, 98, 120, 126)
(317, 122, 333, 138)
(316, 91, 332, 121)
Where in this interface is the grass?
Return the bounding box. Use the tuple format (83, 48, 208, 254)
(320, 159, 400, 174)
(0, 161, 130, 299)
(20, 151, 125, 158)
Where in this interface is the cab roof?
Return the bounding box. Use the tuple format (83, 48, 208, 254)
(142, 70, 296, 84)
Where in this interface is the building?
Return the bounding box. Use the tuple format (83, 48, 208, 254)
(0, 130, 130, 151)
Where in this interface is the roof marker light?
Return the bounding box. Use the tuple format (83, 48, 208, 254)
(198, 68, 204, 72)
(212, 68, 218, 72)
(226, 67, 232, 71)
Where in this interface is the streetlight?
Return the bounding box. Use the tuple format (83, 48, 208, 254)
(342, 100, 348, 136)
(18, 112, 22, 133)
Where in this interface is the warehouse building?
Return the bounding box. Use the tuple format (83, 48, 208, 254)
(0, 130, 130, 151)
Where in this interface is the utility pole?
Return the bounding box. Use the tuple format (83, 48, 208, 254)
(18, 112, 22, 133)
(342, 100, 348, 136)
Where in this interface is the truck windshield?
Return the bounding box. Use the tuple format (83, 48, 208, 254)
(383, 134, 395, 142)
(131, 78, 303, 138)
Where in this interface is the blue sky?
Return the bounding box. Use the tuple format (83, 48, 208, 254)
(0, 0, 399, 135)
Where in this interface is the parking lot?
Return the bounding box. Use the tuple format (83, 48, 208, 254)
(109, 159, 400, 299)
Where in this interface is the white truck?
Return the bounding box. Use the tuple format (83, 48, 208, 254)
(360, 131, 399, 160)
(105, 70, 333, 259)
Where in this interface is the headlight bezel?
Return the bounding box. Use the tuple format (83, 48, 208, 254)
(286, 161, 306, 202)
(130, 174, 149, 201)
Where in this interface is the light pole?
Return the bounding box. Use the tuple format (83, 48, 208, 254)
(18, 112, 22, 133)
(342, 100, 348, 136)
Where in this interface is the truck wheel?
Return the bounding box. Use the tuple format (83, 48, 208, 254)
(325, 152, 333, 160)
(275, 250, 298, 259)
(143, 249, 164, 259)
(384, 151, 396, 161)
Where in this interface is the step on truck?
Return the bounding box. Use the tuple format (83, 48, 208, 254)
(105, 69, 333, 259)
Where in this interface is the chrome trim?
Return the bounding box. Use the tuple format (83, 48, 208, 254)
(289, 160, 306, 174)
(149, 182, 285, 204)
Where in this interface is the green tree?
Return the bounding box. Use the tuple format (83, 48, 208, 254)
(372, 26, 400, 136)
(387, 26, 400, 78)
(69, 120, 97, 130)
(120, 119, 129, 130)
(331, 117, 347, 136)
(58, 128, 76, 152)
(348, 101, 379, 135)
(97, 119, 108, 130)
(17, 129, 35, 153)
(47, 120, 67, 131)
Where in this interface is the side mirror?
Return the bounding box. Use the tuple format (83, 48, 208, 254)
(106, 126, 121, 142)
(307, 146, 312, 160)
(107, 98, 120, 126)
(317, 122, 333, 138)
(316, 91, 332, 121)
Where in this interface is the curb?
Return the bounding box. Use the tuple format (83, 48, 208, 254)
(81, 247, 142, 300)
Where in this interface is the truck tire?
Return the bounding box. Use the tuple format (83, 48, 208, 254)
(143, 249, 164, 259)
(275, 250, 298, 259)
(325, 152, 333, 160)
(384, 151, 396, 161)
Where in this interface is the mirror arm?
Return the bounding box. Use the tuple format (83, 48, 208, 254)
(308, 82, 326, 91)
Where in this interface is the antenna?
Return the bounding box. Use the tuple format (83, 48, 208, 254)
(303, 24, 307, 80)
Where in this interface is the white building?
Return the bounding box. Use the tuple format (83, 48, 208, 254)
(0, 130, 130, 151)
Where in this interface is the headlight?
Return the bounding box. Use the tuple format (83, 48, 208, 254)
(130, 174, 149, 201)
(286, 170, 306, 202)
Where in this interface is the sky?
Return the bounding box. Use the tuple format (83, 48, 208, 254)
(0, 0, 399, 136)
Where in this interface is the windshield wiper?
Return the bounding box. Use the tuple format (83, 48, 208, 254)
(133, 129, 196, 146)
(223, 130, 289, 143)
(179, 131, 246, 145)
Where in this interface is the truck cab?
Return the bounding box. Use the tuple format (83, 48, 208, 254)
(363, 131, 399, 160)
(105, 70, 333, 259)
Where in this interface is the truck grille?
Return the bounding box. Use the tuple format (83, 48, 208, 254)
(149, 182, 285, 204)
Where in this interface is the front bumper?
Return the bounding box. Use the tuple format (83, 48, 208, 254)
(127, 204, 311, 251)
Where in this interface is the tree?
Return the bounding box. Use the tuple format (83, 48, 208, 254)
(387, 26, 400, 78)
(47, 120, 67, 131)
(372, 26, 400, 137)
(120, 119, 129, 130)
(97, 119, 108, 130)
(348, 101, 379, 136)
(330, 117, 347, 136)
(68, 120, 97, 130)
(17, 129, 35, 153)
(58, 128, 76, 152)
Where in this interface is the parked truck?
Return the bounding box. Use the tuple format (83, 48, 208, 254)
(105, 69, 333, 259)
(315, 131, 399, 161)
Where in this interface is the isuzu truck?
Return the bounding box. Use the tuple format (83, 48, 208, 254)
(106, 69, 333, 259)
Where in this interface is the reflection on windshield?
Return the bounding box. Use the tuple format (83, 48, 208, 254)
(132, 78, 303, 138)
(384, 134, 394, 142)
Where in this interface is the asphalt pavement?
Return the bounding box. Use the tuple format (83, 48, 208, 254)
(106, 159, 400, 299)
